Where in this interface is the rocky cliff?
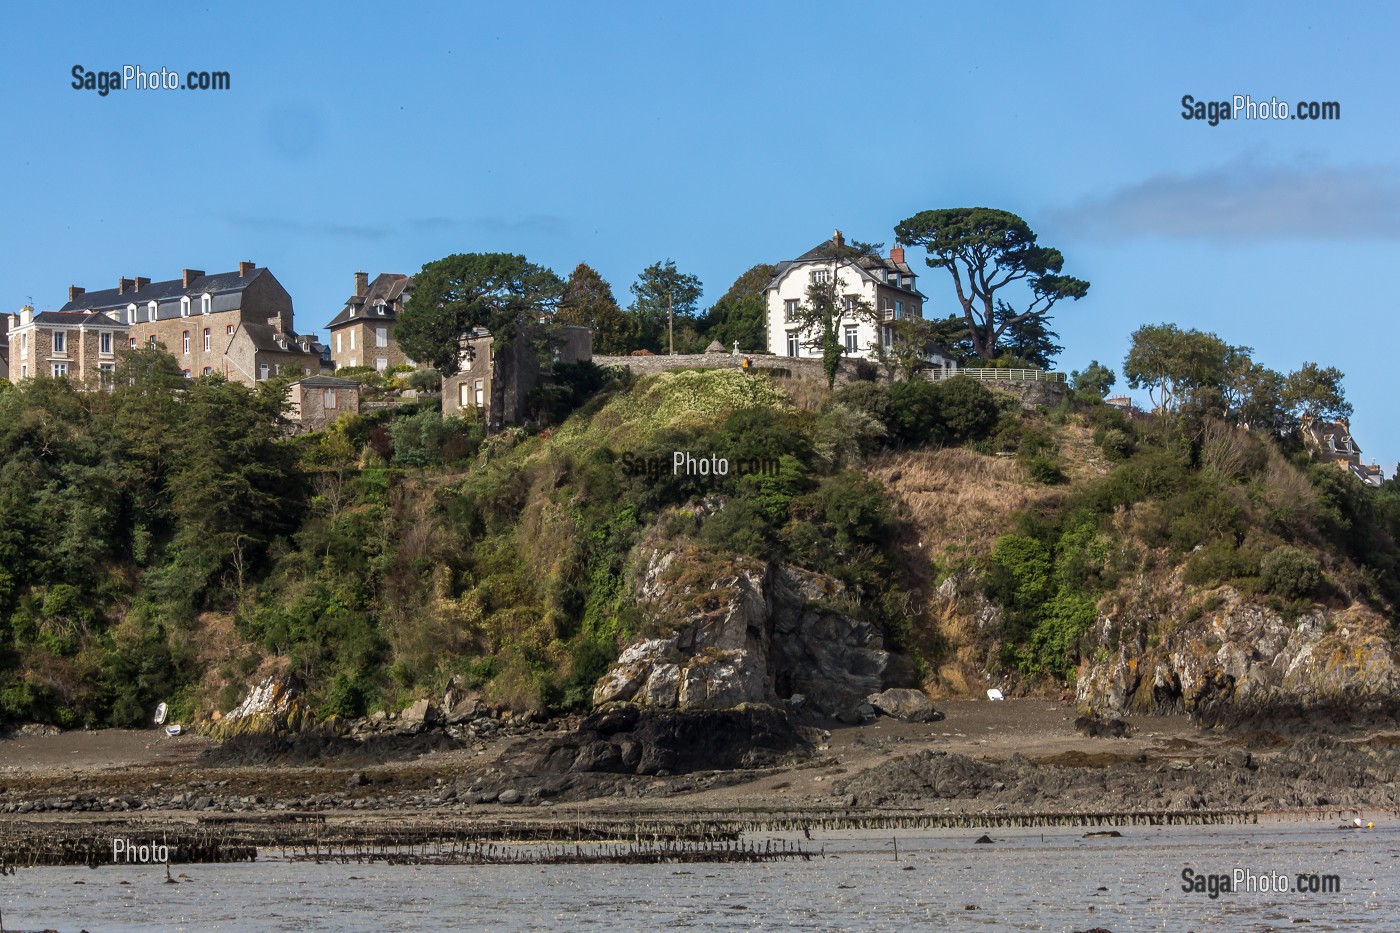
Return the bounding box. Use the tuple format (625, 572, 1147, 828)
(593, 543, 917, 717)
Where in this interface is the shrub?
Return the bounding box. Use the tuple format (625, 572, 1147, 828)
(935, 376, 1000, 444)
(405, 369, 443, 392)
(1260, 546, 1322, 600)
(886, 379, 943, 447)
(829, 382, 893, 427)
(1023, 454, 1064, 485)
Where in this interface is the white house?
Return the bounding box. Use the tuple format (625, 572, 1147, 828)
(765, 230, 950, 370)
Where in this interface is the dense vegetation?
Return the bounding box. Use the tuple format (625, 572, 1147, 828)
(2, 332, 1395, 728)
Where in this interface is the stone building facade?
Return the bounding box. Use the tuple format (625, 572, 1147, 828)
(325, 272, 420, 372)
(57, 262, 327, 385)
(0, 312, 10, 380)
(442, 324, 592, 424)
(286, 375, 361, 433)
(4, 305, 128, 384)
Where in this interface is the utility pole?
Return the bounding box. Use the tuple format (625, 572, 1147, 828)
(668, 288, 674, 355)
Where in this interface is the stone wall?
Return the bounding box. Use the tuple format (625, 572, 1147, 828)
(593, 352, 886, 386)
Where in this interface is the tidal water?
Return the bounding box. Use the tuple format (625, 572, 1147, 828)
(4, 823, 1396, 932)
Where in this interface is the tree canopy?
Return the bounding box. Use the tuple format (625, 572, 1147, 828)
(894, 208, 1088, 361)
(555, 263, 636, 355)
(628, 260, 703, 354)
(701, 263, 774, 353)
(398, 253, 564, 376)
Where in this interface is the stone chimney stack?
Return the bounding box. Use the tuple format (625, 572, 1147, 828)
(118, 277, 134, 294)
(68, 285, 85, 303)
(890, 246, 905, 264)
(832, 229, 845, 249)
(354, 271, 369, 297)
(183, 268, 205, 287)
(133, 276, 151, 292)
(239, 260, 255, 277)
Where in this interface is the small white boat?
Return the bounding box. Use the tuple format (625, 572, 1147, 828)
(165, 724, 182, 737)
(153, 702, 168, 725)
(986, 688, 1005, 701)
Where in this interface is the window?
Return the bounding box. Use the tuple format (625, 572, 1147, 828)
(226, 324, 234, 335)
(201, 294, 212, 315)
(129, 337, 137, 349)
(323, 388, 338, 410)
(335, 333, 342, 353)
(376, 326, 388, 348)
(258, 363, 270, 381)
(843, 295, 859, 316)
(148, 301, 158, 322)
(459, 383, 471, 408)
(786, 332, 800, 357)
(844, 325, 859, 353)
(127, 304, 137, 324)
(182, 369, 191, 378)
(51, 362, 68, 378)
(882, 325, 893, 350)
(375, 357, 388, 372)
(100, 331, 112, 354)
(349, 330, 356, 350)
(202, 367, 211, 376)
(473, 380, 485, 408)
(203, 328, 211, 351)
(149, 335, 157, 348)
(181, 296, 191, 318)
(20, 364, 27, 379)
(783, 299, 799, 323)
(811, 269, 830, 285)
(183, 331, 191, 355)
(52, 330, 66, 353)
(894, 300, 904, 320)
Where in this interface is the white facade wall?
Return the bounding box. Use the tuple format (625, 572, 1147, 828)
(765, 261, 922, 360)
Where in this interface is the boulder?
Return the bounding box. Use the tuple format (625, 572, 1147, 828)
(867, 688, 944, 723)
(496, 788, 522, 805)
(212, 674, 311, 738)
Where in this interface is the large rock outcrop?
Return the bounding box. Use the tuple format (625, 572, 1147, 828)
(1076, 586, 1400, 722)
(594, 546, 917, 715)
(207, 674, 313, 738)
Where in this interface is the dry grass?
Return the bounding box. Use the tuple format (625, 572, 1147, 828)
(771, 375, 830, 412)
(868, 448, 1059, 560)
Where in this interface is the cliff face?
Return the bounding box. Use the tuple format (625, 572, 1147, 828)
(1075, 581, 1400, 720)
(593, 543, 917, 717)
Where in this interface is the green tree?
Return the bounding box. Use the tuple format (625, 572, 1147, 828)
(399, 252, 564, 429)
(1284, 362, 1352, 423)
(556, 263, 636, 354)
(1123, 323, 1239, 413)
(1070, 360, 1117, 398)
(702, 263, 775, 353)
(894, 208, 1089, 360)
(993, 302, 1064, 368)
(628, 260, 702, 354)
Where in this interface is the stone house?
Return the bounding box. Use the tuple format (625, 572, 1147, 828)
(286, 375, 360, 433)
(324, 271, 420, 372)
(765, 230, 948, 368)
(57, 262, 328, 385)
(4, 305, 128, 384)
(1303, 417, 1384, 487)
(223, 322, 325, 383)
(0, 312, 9, 380)
(442, 324, 592, 425)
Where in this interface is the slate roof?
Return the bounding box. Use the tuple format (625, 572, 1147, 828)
(59, 267, 266, 314)
(31, 310, 127, 328)
(768, 236, 923, 297)
(325, 273, 413, 329)
(235, 322, 322, 357)
(290, 374, 359, 388)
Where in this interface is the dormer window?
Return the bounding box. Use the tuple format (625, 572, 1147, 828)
(148, 301, 158, 322)
(181, 296, 191, 318)
(127, 303, 137, 324)
(201, 293, 212, 315)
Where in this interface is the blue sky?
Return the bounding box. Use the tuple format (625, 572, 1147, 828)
(2, 2, 1397, 467)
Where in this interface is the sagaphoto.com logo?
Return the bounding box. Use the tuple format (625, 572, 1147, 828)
(72, 64, 230, 97)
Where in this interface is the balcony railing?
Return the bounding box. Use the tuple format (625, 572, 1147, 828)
(926, 367, 1067, 384)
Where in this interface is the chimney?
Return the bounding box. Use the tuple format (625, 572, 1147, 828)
(118, 277, 134, 294)
(183, 268, 205, 287)
(68, 285, 85, 303)
(21, 305, 34, 326)
(239, 260, 255, 277)
(354, 271, 369, 297)
(832, 229, 845, 249)
(890, 246, 905, 264)
(133, 276, 151, 292)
